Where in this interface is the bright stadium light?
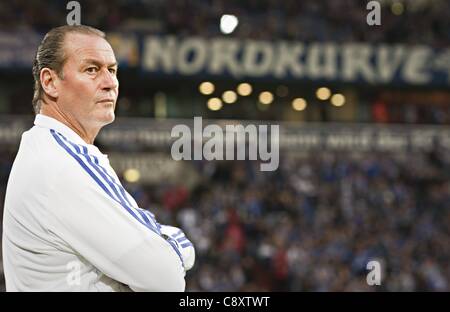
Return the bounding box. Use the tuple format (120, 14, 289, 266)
(331, 93, 346, 107)
(316, 87, 331, 100)
(237, 83, 252, 96)
(292, 98, 307, 111)
(220, 14, 239, 34)
(199, 81, 215, 95)
(391, 2, 404, 15)
(124, 168, 140, 183)
(222, 90, 237, 104)
(259, 91, 274, 105)
(207, 97, 223, 111)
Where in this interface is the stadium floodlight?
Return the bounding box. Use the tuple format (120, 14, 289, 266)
(222, 90, 238, 104)
(124, 168, 140, 183)
(237, 83, 252, 96)
(199, 81, 215, 95)
(207, 97, 223, 111)
(331, 93, 346, 107)
(259, 91, 274, 105)
(220, 14, 239, 34)
(316, 87, 331, 100)
(391, 2, 404, 15)
(292, 98, 307, 111)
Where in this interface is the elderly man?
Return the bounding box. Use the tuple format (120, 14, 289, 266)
(2, 25, 194, 292)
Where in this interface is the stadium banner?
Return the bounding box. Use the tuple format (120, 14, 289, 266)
(1, 31, 449, 87)
(141, 35, 450, 87)
(99, 120, 450, 152)
(1, 116, 449, 152)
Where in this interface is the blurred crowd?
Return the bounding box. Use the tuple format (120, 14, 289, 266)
(123, 147, 449, 291)
(0, 0, 449, 47)
(0, 143, 449, 291)
(372, 100, 450, 125)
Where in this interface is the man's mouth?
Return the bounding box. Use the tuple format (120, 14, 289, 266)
(97, 99, 115, 106)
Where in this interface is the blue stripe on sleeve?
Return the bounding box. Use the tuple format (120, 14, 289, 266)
(173, 230, 184, 238)
(50, 129, 184, 265)
(57, 132, 159, 232)
(78, 144, 142, 221)
(51, 130, 119, 206)
(59, 134, 136, 219)
(180, 242, 193, 248)
(176, 236, 189, 243)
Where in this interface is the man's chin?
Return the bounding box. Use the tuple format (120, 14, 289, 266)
(103, 113, 115, 125)
(96, 111, 115, 127)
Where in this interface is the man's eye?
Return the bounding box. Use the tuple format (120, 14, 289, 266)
(86, 67, 98, 73)
(109, 68, 117, 75)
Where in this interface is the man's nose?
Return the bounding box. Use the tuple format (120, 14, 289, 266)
(100, 69, 118, 91)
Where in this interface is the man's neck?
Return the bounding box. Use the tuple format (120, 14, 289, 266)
(40, 104, 98, 145)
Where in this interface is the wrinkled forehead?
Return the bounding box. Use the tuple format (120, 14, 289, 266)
(63, 33, 117, 65)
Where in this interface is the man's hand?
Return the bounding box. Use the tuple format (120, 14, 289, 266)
(159, 225, 196, 271)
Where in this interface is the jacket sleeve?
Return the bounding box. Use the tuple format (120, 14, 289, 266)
(46, 158, 186, 292)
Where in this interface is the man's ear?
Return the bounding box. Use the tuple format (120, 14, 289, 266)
(40, 68, 60, 99)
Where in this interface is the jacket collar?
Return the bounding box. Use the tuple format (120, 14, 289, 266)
(35, 114, 92, 146)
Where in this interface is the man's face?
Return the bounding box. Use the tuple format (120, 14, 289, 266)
(56, 33, 119, 130)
